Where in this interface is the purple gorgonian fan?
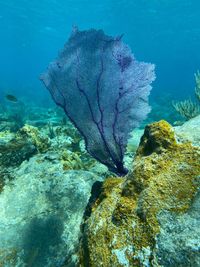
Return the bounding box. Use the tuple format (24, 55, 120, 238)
(41, 27, 155, 176)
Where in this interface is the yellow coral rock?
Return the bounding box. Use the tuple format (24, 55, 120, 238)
(18, 125, 50, 152)
(79, 120, 200, 267)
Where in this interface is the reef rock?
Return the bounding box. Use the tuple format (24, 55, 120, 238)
(0, 125, 50, 192)
(175, 114, 200, 146)
(0, 125, 50, 167)
(0, 130, 35, 169)
(0, 153, 100, 267)
(79, 120, 200, 267)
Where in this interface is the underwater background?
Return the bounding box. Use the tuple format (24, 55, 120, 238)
(1, 0, 200, 104)
(0, 1, 200, 267)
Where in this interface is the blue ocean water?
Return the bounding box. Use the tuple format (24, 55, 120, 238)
(0, 0, 200, 104)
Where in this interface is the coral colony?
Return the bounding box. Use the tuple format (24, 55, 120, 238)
(41, 28, 155, 175)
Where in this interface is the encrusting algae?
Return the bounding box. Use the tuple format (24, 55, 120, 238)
(0, 125, 50, 192)
(79, 120, 200, 267)
(18, 124, 50, 153)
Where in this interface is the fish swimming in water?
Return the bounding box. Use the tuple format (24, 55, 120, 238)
(5, 94, 18, 102)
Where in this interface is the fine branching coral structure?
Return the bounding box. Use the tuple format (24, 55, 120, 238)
(172, 70, 200, 120)
(41, 27, 155, 175)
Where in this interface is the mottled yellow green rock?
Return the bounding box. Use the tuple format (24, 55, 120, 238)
(0, 129, 35, 192)
(61, 150, 85, 170)
(0, 249, 19, 267)
(61, 150, 96, 171)
(0, 125, 50, 192)
(79, 120, 200, 267)
(18, 124, 50, 152)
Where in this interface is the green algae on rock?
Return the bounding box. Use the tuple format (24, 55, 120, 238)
(0, 130, 35, 168)
(0, 125, 51, 192)
(79, 120, 200, 267)
(0, 119, 109, 266)
(0, 125, 50, 168)
(18, 124, 50, 153)
(0, 153, 101, 267)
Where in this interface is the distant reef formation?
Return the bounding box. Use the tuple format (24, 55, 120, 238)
(79, 117, 200, 267)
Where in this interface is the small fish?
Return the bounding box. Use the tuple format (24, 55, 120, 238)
(5, 94, 18, 102)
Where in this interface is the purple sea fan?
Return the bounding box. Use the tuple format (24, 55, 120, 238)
(41, 28, 155, 176)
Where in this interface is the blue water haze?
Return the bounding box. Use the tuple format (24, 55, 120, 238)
(0, 0, 200, 105)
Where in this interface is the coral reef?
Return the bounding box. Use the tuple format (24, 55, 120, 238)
(0, 99, 67, 133)
(41, 27, 155, 175)
(0, 120, 107, 266)
(0, 97, 138, 266)
(79, 120, 200, 266)
(1, 94, 199, 266)
(0, 125, 51, 190)
(18, 124, 50, 153)
(0, 155, 101, 267)
(0, 119, 109, 191)
(0, 130, 35, 168)
(173, 70, 200, 120)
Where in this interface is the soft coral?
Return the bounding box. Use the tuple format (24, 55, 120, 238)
(41, 27, 155, 175)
